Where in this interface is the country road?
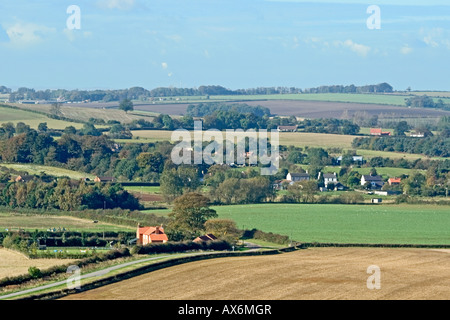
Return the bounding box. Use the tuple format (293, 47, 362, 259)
(0, 254, 174, 300)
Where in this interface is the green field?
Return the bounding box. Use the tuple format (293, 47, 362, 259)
(144, 92, 450, 106)
(124, 186, 161, 194)
(0, 163, 95, 180)
(0, 105, 83, 130)
(214, 203, 450, 245)
(0, 213, 134, 233)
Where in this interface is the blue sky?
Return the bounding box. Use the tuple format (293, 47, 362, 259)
(0, 0, 449, 91)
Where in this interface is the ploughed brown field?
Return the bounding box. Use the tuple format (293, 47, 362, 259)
(132, 100, 450, 118)
(60, 247, 450, 300)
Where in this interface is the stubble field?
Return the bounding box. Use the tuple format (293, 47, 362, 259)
(0, 248, 77, 279)
(60, 247, 450, 300)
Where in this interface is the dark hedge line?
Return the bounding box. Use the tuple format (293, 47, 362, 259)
(242, 229, 290, 245)
(134, 240, 232, 255)
(0, 248, 130, 288)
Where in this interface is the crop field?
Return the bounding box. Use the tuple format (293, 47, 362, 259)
(214, 204, 450, 245)
(0, 213, 134, 233)
(60, 247, 450, 300)
(0, 248, 77, 279)
(9, 103, 153, 125)
(131, 99, 450, 119)
(129, 130, 358, 149)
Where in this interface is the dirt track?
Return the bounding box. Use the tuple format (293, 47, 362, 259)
(60, 247, 450, 300)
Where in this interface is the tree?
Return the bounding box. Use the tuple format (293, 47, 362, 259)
(204, 219, 242, 244)
(167, 193, 218, 240)
(119, 99, 134, 113)
(50, 103, 62, 117)
(394, 121, 409, 136)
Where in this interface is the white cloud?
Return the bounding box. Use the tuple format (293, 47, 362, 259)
(161, 62, 168, 69)
(3, 22, 55, 47)
(336, 39, 371, 57)
(400, 45, 413, 55)
(97, 0, 135, 10)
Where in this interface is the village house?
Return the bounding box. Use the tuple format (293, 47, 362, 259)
(370, 128, 391, 136)
(361, 175, 384, 189)
(286, 172, 310, 182)
(318, 172, 337, 187)
(136, 225, 169, 245)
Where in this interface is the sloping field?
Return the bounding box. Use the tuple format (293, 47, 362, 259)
(0, 248, 76, 279)
(60, 247, 450, 300)
(0, 105, 80, 130)
(0, 163, 95, 180)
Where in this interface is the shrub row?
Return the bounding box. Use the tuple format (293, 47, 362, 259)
(242, 229, 290, 245)
(134, 240, 232, 255)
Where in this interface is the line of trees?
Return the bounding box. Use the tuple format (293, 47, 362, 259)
(0, 177, 141, 211)
(351, 134, 450, 157)
(3, 82, 395, 103)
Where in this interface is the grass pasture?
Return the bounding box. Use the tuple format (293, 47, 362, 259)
(215, 203, 450, 245)
(0, 163, 95, 180)
(0, 213, 133, 233)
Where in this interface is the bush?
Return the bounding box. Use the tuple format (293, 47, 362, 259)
(28, 266, 42, 279)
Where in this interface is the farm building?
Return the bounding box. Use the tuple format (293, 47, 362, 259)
(94, 176, 116, 183)
(361, 175, 384, 189)
(335, 155, 364, 165)
(136, 225, 168, 245)
(370, 128, 391, 136)
(409, 131, 425, 138)
(286, 172, 310, 182)
(388, 177, 401, 185)
(15, 175, 35, 183)
(193, 234, 218, 243)
(277, 125, 298, 132)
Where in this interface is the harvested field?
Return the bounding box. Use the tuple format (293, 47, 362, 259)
(0, 248, 76, 279)
(60, 247, 450, 300)
(131, 100, 450, 118)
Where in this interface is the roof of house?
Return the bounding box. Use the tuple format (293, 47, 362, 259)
(388, 177, 402, 183)
(138, 226, 169, 241)
(289, 172, 310, 177)
(277, 125, 298, 130)
(194, 234, 218, 242)
(362, 175, 383, 181)
(323, 173, 337, 179)
(16, 175, 35, 182)
(95, 176, 115, 181)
